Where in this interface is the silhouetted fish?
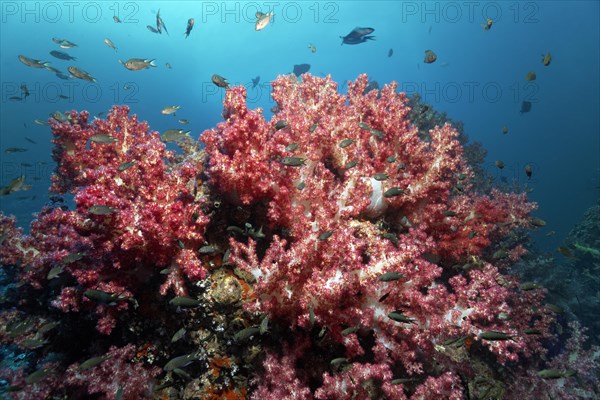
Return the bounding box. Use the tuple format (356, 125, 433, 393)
(340, 27, 375, 45)
(520, 101, 532, 113)
(50, 50, 76, 61)
(251, 76, 260, 88)
(292, 64, 310, 76)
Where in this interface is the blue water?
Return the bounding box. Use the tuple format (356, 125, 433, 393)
(1, 1, 599, 252)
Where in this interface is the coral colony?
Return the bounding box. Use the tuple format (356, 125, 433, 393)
(1, 75, 598, 399)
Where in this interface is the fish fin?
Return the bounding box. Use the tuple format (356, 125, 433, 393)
(147, 59, 157, 67)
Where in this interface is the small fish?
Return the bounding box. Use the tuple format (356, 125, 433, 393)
(79, 355, 110, 370)
(25, 367, 54, 384)
(388, 311, 415, 324)
(373, 173, 389, 181)
(345, 160, 358, 169)
(161, 129, 190, 142)
(285, 143, 299, 152)
(161, 105, 181, 115)
(382, 232, 398, 244)
(388, 48, 393, 57)
(198, 245, 218, 254)
(68, 66, 96, 82)
(49, 50, 76, 60)
(178, 119, 190, 124)
(84, 289, 126, 304)
(424, 49, 437, 64)
(0, 175, 31, 196)
(530, 217, 546, 227)
(211, 74, 229, 88)
(537, 369, 574, 379)
(341, 326, 360, 336)
(165, 63, 172, 69)
(524, 164, 533, 179)
(5, 147, 28, 154)
(234, 326, 260, 342)
(103, 38, 117, 51)
(339, 138, 355, 148)
(495, 160, 505, 169)
(259, 315, 270, 334)
(383, 187, 404, 198)
(330, 357, 349, 366)
(524, 328, 542, 335)
(275, 120, 288, 130)
(163, 352, 202, 371)
(371, 129, 385, 139)
(309, 123, 318, 132)
(38, 321, 60, 333)
(47, 265, 64, 279)
(87, 205, 116, 215)
(171, 327, 186, 342)
(255, 11, 274, 31)
(90, 134, 116, 144)
(24, 137, 37, 144)
(119, 58, 156, 71)
(169, 296, 200, 307)
(55, 39, 77, 49)
(482, 18, 493, 30)
(185, 18, 194, 38)
(520, 101, 532, 114)
(21, 338, 48, 349)
(156, 9, 168, 35)
(282, 156, 306, 166)
(51, 110, 68, 122)
(147, 25, 159, 33)
(525, 71, 536, 81)
(318, 231, 333, 240)
(501, 126, 509, 134)
(6, 319, 34, 337)
(251, 76, 261, 88)
(113, 15, 121, 23)
(378, 271, 405, 282)
(386, 155, 397, 163)
(557, 246, 576, 259)
(478, 331, 513, 341)
(18, 55, 50, 68)
(542, 52, 552, 66)
(308, 43, 317, 53)
(443, 210, 458, 217)
(117, 161, 135, 171)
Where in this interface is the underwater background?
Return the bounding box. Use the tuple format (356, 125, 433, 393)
(1, 1, 599, 250)
(1, 1, 599, 399)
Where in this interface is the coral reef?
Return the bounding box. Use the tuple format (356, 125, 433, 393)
(1, 74, 598, 399)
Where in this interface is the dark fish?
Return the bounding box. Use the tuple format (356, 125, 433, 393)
(341, 326, 360, 336)
(161, 129, 190, 142)
(79, 355, 110, 370)
(340, 27, 375, 45)
(25, 367, 53, 384)
(482, 18, 493, 31)
(24, 137, 37, 144)
(388, 311, 415, 324)
(318, 231, 333, 240)
(5, 147, 28, 154)
(282, 156, 306, 166)
(113, 15, 121, 23)
(495, 160, 505, 169)
(524, 164, 533, 179)
(147, 25, 159, 33)
(339, 138, 355, 148)
(0, 175, 31, 196)
(251, 76, 260, 88)
(163, 351, 203, 371)
(378, 272, 405, 282)
(520, 101, 532, 113)
(84, 289, 126, 304)
(538, 369, 574, 379)
(50, 50, 76, 61)
(20, 84, 30, 98)
(525, 71, 536, 81)
(383, 187, 404, 198)
(234, 326, 260, 342)
(501, 126, 509, 134)
(275, 120, 288, 130)
(292, 63, 311, 76)
(479, 331, 513, 341)
(9, 96, 22, 101)
(363, 80, 380, 95)
(156, 9, 168, 35)
(169, 296, 200, 307)
(117, 161, 135, 171)
(373, 173, 389, 181)
(185, 18, 194, 38)
(211, 74, 229, 88)
(388, 48, 393, 57)
(424, 49, 437, 63)
(61, 251, 85, 264)
(171, 327, 186, 342)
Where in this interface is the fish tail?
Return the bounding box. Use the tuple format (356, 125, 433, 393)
(148, 59, 157, 67)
